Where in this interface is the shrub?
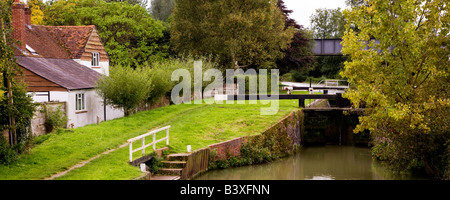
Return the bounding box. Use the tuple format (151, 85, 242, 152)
(0, 135, 17, 165)
(96, 65, 153, 116)
(290, 70, 308, 82)
(145, 152, 163, 174)
(42, 104, 68, 133)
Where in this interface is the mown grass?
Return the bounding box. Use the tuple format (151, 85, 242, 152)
(0, 100, 299, 180)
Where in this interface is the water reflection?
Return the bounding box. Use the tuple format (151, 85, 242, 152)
(195, 146, 427, 180)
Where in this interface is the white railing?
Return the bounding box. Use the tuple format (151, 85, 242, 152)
(127, 125, 170, 162)
(317, 79, 350, 87)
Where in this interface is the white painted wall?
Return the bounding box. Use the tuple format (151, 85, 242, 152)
(29, 89, 124, 129)
(28, 91, 69, 103)
(67, 89, 124, 128)
(73, 59, 109, 76)
(27, 56, 121, 129)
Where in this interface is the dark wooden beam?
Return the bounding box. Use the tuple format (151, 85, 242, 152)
(227, 94, 340, 101)
(227, 94, 346, 108)
(292, 86, 348, 90)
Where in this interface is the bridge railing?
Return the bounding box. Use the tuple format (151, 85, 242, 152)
(127, 125, 170, 162)
(318, 79, 350, 87)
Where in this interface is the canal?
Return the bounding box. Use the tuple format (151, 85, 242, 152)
(195, 146, 428, 180)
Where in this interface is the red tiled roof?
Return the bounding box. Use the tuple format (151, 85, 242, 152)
(24, 25, 71, 58)
(16, 56, 102, 90)
(45, 25, 94, 59)
(19, 25, 94, 59)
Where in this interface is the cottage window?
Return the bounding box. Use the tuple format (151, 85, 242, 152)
(92, 52, 99, 66)
(76, 93, 86, 111)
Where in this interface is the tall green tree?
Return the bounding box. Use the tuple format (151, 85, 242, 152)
(341, 0, 449, 179)
(0, 0, 35, 151)
(171, 0, 295, 69)
(276, 0, 314, 75)
(44, 0, 167, 67)
(310, 8, 346, 39)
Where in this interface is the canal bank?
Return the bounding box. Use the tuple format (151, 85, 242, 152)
(150, 107, 374, 180)
(149, 109, 304, 180)
(194, 145, 430, 180)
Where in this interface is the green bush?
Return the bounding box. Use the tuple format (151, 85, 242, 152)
(141, 56, 216, 104)
(42, 104, 68, 133)
(0, 135, 16, 165)
(145, 152, 163, 174)
(96, 65, 153, 116)
(291, 70, 308, 82)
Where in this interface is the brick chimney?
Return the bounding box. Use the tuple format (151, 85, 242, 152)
(25, 7, 31, 26)
(11, 0, 26, 50)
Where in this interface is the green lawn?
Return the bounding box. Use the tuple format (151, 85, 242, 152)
(0, 100, 299, 180)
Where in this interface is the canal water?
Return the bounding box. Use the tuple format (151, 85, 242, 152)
(195, 146, 427, 180)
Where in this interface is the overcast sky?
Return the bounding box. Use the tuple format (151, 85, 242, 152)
(283, 0, 348, 29)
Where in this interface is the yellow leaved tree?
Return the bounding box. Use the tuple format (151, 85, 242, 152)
(342, 0, 449, 179)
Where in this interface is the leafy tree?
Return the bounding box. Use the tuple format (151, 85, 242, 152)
(310, 8, 346, 39)
(96, 65, 152, 116)
(143, 56, 216, 104)
(171, 0, 295, 69)
(29, 0, 45, 25)
(0, 0, 35, 157)
(97, 56, 216, 115)
(276, 0, 314, 75)
(309, 55, 348, 78)
(341, 0, 450, 179)
(44, 0, 167, 68)
(150, 0, 174, 21)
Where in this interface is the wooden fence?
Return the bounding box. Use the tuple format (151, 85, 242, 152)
(127, 126, 170, 162)
(181, 148, 210, 180)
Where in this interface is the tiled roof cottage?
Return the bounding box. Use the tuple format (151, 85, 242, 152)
(11, 0, 123, 131)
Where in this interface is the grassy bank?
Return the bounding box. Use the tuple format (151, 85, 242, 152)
(0, 100, 299, 180)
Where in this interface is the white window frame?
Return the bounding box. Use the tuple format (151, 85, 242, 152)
(92, 52, 99, 67)
(75, 93, 86, 111)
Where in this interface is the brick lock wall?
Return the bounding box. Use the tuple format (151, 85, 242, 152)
(208, 110, 303, 162)
(208, 137, 247, 162)
(181, 110, 303, 179)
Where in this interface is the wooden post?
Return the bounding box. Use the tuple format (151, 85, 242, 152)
(298, 99, 305, 108)
(142, 137, 145, 155)
(153, 132, 156, 150)
(129, 143, 133, 162)
(166, 128, 169, 146)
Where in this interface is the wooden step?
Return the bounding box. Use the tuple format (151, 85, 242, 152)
(166, 153, 191, 161)
(161, 161, 187, 168)
(151, 175, 180, 180)
(158, 168, 183, 176)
